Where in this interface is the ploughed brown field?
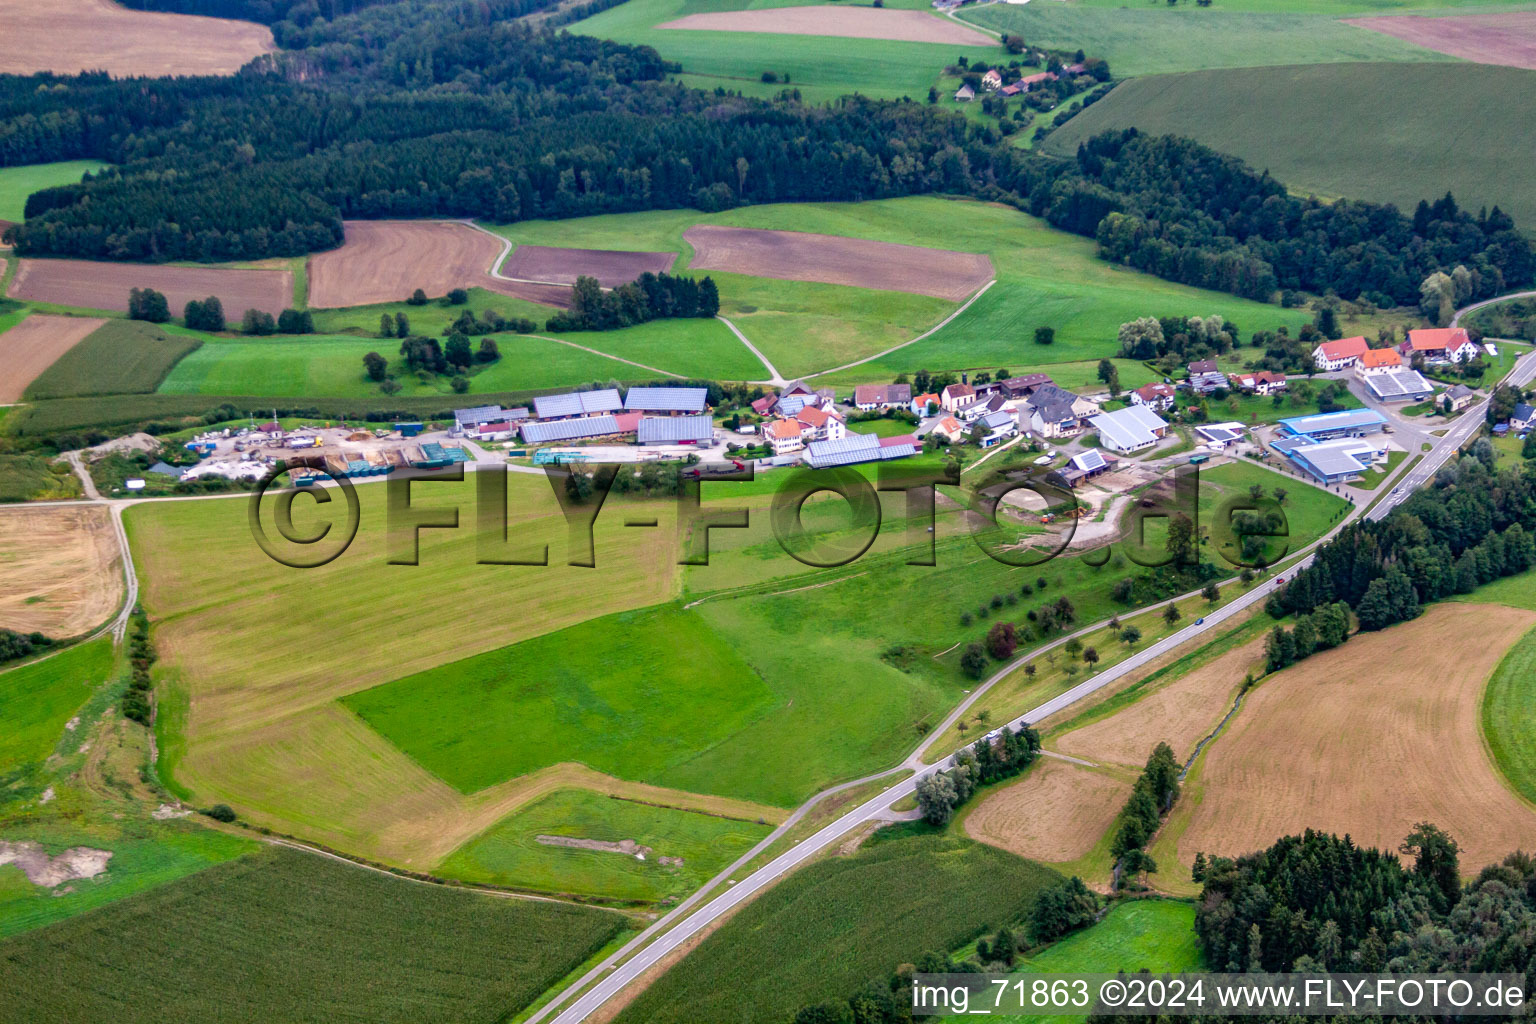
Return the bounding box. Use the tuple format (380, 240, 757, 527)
(682, 225, 993, 301)
(0, 0, 274, 77)
(307, 221, 571, 309)
(0, 505, 123, 636)
(965, 757, 1130, 864)
(657, 5, 996, 45)
(0, 314, 105, 404)
(1344, 11, 1536, 69)
(1179, 603, 1536, 872)
(7, 258, 292, 317)
(500, 245, 675, 287)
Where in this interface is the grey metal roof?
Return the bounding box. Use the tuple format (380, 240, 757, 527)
(454, 404, 505, 427)
(1446, 384, 1476, 399)
(805, 432, 917, 468)
(637, 414, 714, 443)
(981, 410, 1014, 431)
(1027, 384, 1079, 410)
(778, 394, 810, 416)
(1280, 408, 1388, 435)
(519, 415, 622, 443)
(624, 387, 708, 413)
(1363, 368, 1434, 401)
(1090, 406, 1166, 450)
(533, 388, 623, 419)
(1288, 440, 1374, 478)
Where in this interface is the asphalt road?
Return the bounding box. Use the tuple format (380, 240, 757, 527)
(538, 343, 1536, 1024)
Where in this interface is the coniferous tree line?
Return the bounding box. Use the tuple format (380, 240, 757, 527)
(1108, 742, 1180, 886)
(545, 272, 720, 332)
(1267, 439, 1536, 639)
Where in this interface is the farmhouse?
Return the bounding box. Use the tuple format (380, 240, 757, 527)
(1310, 336, 1369, 371)
(805, 432, 919, 468)
(766, 418, 804, 455)
(637, 414, 714, 445)
(910, 392, 941, 416)
(930, 416, 966, 443)
(997, 373, 1054, 399)
(1279, 408, 1387, 440)
(1186, 360, 1229, 395)
(795, 404, 847, 442)
(957, 392, 1008, 423)
(1228, 370, 1288, 395)
(1356, 347, 1402, 374)
(519, 414, 632, 444)
(852, 383, 912, 410)
(977, 409, 1017, 447)
(623, 386, 709, 415)
(1018, 71, 1055, 91)
(1272, 435, 1384, 485)
(533, 388, 623, 420)
(1443, 383, 1478, 412)
(1511, 403, 1535, 431)
(981, 69, 1002, 90)
(1129, 382, 1176, 411)
(1403, 327, 1480, 364)
(1362, 366, 1434, 403)
(1090, 405, 1169, 454)
(954, 84, 975, 102)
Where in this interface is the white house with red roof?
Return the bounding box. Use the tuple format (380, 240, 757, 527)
(1129, 382, 1176, 411)
(1402, 327, 1480, 364)
(1228, 370, 1288, 395)
(1311, 336, 1370, 371)
(1355, 347, 1403, 376)
(795, 404, 847, 443)
(766, 418, 804, 455)
(941, 383, 976, 413)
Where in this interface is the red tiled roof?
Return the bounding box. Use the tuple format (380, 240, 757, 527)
(1407, 327, 1470, 352)
(767, 419, 802, 439)
(1316, 336, 1369, 361)
(1359, 348, 1401, 368)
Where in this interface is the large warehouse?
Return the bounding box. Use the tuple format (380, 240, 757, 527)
(1279, 409, 1387, 440)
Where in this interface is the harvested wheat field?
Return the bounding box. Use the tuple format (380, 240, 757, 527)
(658, 5, 996, 45)
(0, 0, 274, 77)
(682, 225, 993, 301)
(1345, 12, 1536, 69)
(308, 220, 571, 308)
(1055, 635, 1266, 769)
(1180, 603, 1536, 872)
(0, 505, 122, 636)
(501, 244, 676, 287)
(966, 758, 1130, 864)
(8, 258, 291, 317)
(0, 314, 103, 404)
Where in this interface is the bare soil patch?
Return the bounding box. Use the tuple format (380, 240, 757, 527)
(659, 5, 996, 45)
(1180, 603, 1536, 872)
(0, 314, 104, 403)
(0, 0, 273, 77)
(1344, 12, 1536, 69)
(683, 225, 993, 301)
(308, 220, 572, 309)
(965, 759, 1130, 864)
(1056, 635, 1266, 769)
(501, 245, 675, 288)
(0, 504, 123, 636)
(8, 258, 291, 317)
(0, 840, 112, 887)
(535, 834, 680, 866)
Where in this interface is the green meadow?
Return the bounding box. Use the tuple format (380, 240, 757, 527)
(1481, 623, 1536, 805)
(574, 0, 1005, 104)
(0, 161, 110, 224)
(0, 845, 624, 1023)
(437, 789, 771, 903)
(957, 5, 1448, 77)
(616, 831, 1062, 1024)
(1046, 63, 1536, 231)
(0, 638, 114, 774)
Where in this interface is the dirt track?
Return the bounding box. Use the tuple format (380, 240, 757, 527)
(0, 504, 123, 636)
(0, 314, 104, 403)
(1179, 603, 1536, 872)
(501, 245, 675, 287)
(683, 225, 993, 301)
(308, 221, 573, 309)
(1344, 12, 1536, 69)
(1055, 634, 1266, 769)
(8, 258, 292, 317)
(0, 0, 273, 77)
(965, 758, 1129, 864)
(658, 5, 996, 45)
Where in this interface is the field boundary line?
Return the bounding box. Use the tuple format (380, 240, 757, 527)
(808, 278, 995, 378)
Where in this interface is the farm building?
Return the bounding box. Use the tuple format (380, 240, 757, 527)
(795, 405, 847, 442)
(1129, 382, 1176, 411)
(1402, 327, 1480, 364)
(957, 392, 1008, 423)
(766, 418, 804, 455)
(1186, 360, 1230, 395)
(1362, 367, 1434, 403)
(1310, 336, 1369, 371)
(1057, 448, 1113, 486)
(1279, 408, 1387, 439)
(981, 69, 1002, 90)
(471, 421, 516, 442)
(940, 383, 976, 412)
(1195, 422, 1247, 448)
(1090, 405, 1169, 454)
(1443, 384, 1478, 412)
(852, 383, 912, 410)
(929, 416, 966, 444)
(623, 386, 709, 414)
(1356, 347, 1402, 374)
(954, 84, 975, 101)
(453, 404, 525, 434)
(637, 414, 714, 445)
(910, 392, 941, 416)
(1511, 403, 1536, 431)
(805, 432, 918, 468)
(997, 373, 1054, 399)
(533, 388, 623, 420)
(1273, 435, 1384, 485)
(519, 415, 630, 444)
(1228, 370, 1287, 395)
(977, 410, 1017, 447)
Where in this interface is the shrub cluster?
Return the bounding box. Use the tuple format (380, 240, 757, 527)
(122, 608, 155, 726)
